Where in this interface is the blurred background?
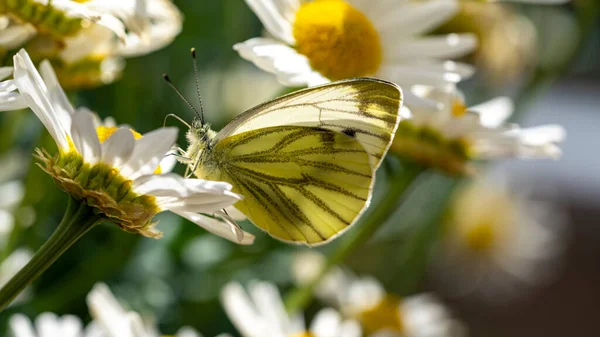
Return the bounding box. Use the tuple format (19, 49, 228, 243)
(0, 1, 599, 336)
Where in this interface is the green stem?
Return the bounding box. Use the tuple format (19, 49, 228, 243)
(285, 160, 424, 312)
(0, 196, 103, 311)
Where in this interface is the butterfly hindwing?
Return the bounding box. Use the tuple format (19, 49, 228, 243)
(215, 78, 402, 170)
(204, 126, 373, 246)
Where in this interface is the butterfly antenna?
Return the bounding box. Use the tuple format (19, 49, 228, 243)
(163, 113, 191, 129)
(190, 48, 205, 125)
(162, 73, 200, 118)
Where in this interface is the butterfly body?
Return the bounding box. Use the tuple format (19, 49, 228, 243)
(181, 78, 403, 246)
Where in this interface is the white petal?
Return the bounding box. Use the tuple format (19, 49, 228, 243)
(248, 281, 293, 334)
(0, 91, 28, 111)
(71, 111, 102, 164)
(158, 149, 178, 173)
(101, 127, 135, 168)
(39, 60, 75, 117)
(385, 33, 477, 60)
(120, 127, 178, 180)
(245, 0, 295, 44)
(375, 0, 458, 37)
(470, 97, 514, 128)
(13, 49, 71, 150)
(234, 38, 316, 86)
(8, 314, 36, 337)
(173, 211, 254, 245)
(310, 308, 342, 337)
(221, 282, 267, 337)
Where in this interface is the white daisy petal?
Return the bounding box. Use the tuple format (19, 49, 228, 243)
(470, 97, 514, 128)
(174, 211, 254, 245)
(386, 33, 478, 60)
(374, 0, 458, 36)
(100, 128, 136, 169)
(120, 127, 178, 180)
(71, 111, 102, 164)
(310, 308, 342, 337)
(221, 282, 267, 337)
(39, 60, 75, 117)
(9, 314, 37, 337)
(0, 91, 28, 111)
(13, 49, 71, 150)
(244, 0, 295, 44)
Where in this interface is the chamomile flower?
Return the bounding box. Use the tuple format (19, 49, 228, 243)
(235, 0, 477, 106)
(8, 312, 105, 337)
(7, 283, 201, 337)
(0, 0, 182, 88)
(431, 176, 566, 302)
(87, 283, 201, 337)
(222, 281, 362, 337)
(390, 86, 565, 174)
(1, 48, 254, 244)
(292, 252, 465, 337)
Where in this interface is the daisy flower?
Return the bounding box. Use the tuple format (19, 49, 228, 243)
(0, 48, 253, 310)
(437, 3, 537, 86)
(8, 312, 105, 337)
(292, 252, 466, 337)
(431, 176, 566, 302)
(389, 86, 565, 174)
(5, 48, 254, 242)
(1, 0, 182, 88)
(222, 281, 362, 337)
(87, 283, 201, 337)
(235, 0, 477, 106)
(7, 283, 201, 337)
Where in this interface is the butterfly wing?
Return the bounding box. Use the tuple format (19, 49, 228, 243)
(214, 78, 402, 170)
(203, 126, 373, 246)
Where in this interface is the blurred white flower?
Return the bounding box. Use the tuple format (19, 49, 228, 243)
(221, 280, 362, 337)
(8, 312, 104, 337)
(431, 176, 567, 302)
(292, 252, 465, 337)
(6, 283, 201, 337)
(1, 0, 182, 88)
(87, 283, 201, 337)
(0, 49, 254, 244)
(235, 0, 476, 106)
(390, 86, 565, 174)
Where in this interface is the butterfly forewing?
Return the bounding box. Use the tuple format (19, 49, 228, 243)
(205, 126, 373, 246)
(215, 78, 402, 170)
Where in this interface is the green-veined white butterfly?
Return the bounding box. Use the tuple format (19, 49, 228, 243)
(165, 50, 403, 246)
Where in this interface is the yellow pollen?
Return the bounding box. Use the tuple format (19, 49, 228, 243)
(96, 126, 143, 143)
(451, 99, 468, 117)
(293, 0, 382, 80)
(289, 333, 316, 337)
(95, 126, 162, 174)
(358, 294, 404, 334)
(464, 222, 496, 252)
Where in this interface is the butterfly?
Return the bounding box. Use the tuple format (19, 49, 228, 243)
(165, 50, 403, 246)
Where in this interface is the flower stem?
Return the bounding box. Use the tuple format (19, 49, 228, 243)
(0, 196, 103, 311)
(285, 160, 424, 312)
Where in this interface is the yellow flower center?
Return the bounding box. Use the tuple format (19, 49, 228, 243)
(293, 0, 382, 81)
(451, 99, 468, 117)
(358, 294, 403, 334)
(289, 333, 316, 337)
(95, 126, 162, 174)
(464, 222, 496, 252)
